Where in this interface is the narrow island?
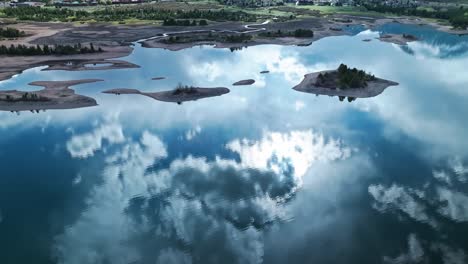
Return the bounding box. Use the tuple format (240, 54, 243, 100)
(0, 79, 102, 112)
(292, 64, 398, 101)
(103, 84, 229, 105)
(233, 79, 256, 86)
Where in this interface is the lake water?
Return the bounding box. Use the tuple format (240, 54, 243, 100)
(1, 24, 468, 264)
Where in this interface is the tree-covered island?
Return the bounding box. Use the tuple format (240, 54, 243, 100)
(315, 64, 376, 89)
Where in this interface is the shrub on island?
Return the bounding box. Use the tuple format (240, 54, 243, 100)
(315, 64, 376, 89)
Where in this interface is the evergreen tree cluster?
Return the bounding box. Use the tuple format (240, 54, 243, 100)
(0, 43, 103, 56)
(0, 27, 26, 38)
(316, 64, 376, 89)
(162, 32, 252, 44)
(224, 33, 252, 43)
(259, 29, 314, 38)
(1, 92, 49, 102)
(163, 19, 208, 26)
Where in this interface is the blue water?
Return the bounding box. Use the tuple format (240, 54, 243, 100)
(0, 24, 468, 264)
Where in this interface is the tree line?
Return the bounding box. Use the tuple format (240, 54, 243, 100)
(259, 29, 314, 38)
(162, 19, 208, 26)
(0, 27, 26, 38)
(0, 43, 103, 56)
(2, 6, 257, 23)
(1, 92, 50, 102)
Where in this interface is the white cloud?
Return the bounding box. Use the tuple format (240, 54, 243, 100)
(448, 157, 468, 183)
(294, 100, 305, 111)
(436, 187, 468, 222)
(54, 129, 352, 264)
(72, 174, 82, 185)
(368, 184, 435, 227)
(55, 131, 168, 264)
(433, 170, 452, 185)
(227, 130, 351, 184)
(66, 122, 125, 158)
(185, 125, 202, 141)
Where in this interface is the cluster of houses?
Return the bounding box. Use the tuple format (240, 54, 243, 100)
(4, 1, 46, 7)
(53, 0, 145, 6)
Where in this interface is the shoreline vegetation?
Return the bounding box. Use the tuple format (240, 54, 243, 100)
(0, 27, 26, 39)
(258, 29, 314, 38)
(293, 64, 399, 101)
(0, 43, 102, 56)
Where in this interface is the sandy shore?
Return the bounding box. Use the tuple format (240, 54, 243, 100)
(0, 79, 102, 112)
(292, 70, 398, 99)
(103, 87, 230, 104)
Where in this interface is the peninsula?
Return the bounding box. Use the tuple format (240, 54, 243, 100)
(0, 79, 102, 112)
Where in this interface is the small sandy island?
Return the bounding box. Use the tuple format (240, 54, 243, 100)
(233, 79, 255, 86)
(103, 86, 229, 104)
(0, 79, 102, 112)
(377, 33, 419, 45)
(292, 64, 398, 100)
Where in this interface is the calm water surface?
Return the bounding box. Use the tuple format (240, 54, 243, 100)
(1, 24, 468, 264)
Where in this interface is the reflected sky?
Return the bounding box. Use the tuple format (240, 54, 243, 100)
(0, 24, 468, 264)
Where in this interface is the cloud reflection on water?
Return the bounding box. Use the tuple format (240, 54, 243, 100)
(56, 126, 351, 264)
